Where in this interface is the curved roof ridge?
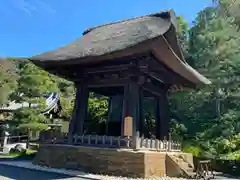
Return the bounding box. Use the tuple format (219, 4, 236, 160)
(82, 9, 174, 35)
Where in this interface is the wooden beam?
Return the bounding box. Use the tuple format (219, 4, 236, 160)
(138, 54, 194, 87)
(142, 82, 165, 97)
(87, 77, 131, 88)
(84, 64, 134, 75)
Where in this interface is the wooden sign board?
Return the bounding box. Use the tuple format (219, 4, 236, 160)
(124, 116, 133, 136)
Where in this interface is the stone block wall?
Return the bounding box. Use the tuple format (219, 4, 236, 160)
(33, 144, 167, 178)
(33, 144, 193, 178)
(144, 152, 166, 177)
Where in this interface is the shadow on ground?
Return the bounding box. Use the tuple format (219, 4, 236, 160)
(0, 164, 97, 180)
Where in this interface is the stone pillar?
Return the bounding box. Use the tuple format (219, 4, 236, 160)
(68, 83, 89, 144)
(155, 91, 170, 140)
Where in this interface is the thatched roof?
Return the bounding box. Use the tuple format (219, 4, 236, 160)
(29, 10, 211, 86)
(30, 10, 177, 62)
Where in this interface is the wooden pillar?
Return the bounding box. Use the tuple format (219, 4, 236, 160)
(109, 95, 123, 136)
(106, 96, 113, 135)
(68, 83, 89, 144)
(155, 91, 170, 140)
(121, 85, 129, 137)
(121, 83, 140, 148)
(139, 87, 144, 137)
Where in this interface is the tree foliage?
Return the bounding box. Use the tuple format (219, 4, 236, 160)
(13, 107, 48, 132)
(12, 62, 59, 131)
(17, 63, 58, 102)
(0, 60, 18, 105)
(170, 2, 240, 159)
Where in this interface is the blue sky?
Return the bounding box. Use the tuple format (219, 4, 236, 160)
(0, 0, 213, 57)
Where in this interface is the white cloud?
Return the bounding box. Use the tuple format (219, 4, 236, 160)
(12, 0, 37, 15)
(35, 1, 56, 15)
(2, 0, 56, 16)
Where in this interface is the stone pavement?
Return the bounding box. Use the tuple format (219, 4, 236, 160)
(0, 161, 99, 180)
(0, 164, 88, 180)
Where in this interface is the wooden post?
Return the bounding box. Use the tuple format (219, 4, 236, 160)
(68, 83, 89, 144)
(121, 85, 129, 136)
(122, 83, 141, 149)
(106, 96, 113, 136)
(108, 95, 123, 136)
(155, 90, 170, 140)
(139, 87, 144, 137)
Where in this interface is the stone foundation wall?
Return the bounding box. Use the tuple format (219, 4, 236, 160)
(33, 144, 193, 178)
(33, 144, 167, 178)
(144, 152, 166, 177)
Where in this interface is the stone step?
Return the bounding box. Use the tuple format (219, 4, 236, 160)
(184, 168, 194, 172)
(179, 162, 191, 167)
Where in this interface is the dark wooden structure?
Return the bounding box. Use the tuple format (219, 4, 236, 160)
(29, 10, 210, 148)
(195, 160, 214, 179)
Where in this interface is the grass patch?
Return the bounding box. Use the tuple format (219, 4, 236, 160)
(1, 149, 38, 159)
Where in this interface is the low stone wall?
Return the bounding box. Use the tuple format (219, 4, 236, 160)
(33, 144, 166, 178)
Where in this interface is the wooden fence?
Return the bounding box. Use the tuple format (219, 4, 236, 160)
(72, 135, 132, 148)
(39, 130, 181, 152)
(68, 134, 181, 151)
(138, 136, 181, 151)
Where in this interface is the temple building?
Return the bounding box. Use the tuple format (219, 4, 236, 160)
(30, 10, 211, 178)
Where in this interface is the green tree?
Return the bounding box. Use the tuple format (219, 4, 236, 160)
(213, 0, 240, 27)
(176, 15, 189, 54)
(86, 93, 108, 134)
(56, 78, 75, 120)
(0, 60, 18, 105)
(13, 107, 48, 133)
(17, 63, 58, 102)
(170, 4, 240, 158)
(13, 62, 59, 132)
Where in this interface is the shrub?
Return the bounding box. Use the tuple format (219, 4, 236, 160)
(183, 145, 202, 157)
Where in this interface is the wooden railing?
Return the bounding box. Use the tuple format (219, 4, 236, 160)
(71, 134, 181, 151)
(138, 137, 181, 152)
(72, 135, 132, 148)
(43, 133, 181, 152)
